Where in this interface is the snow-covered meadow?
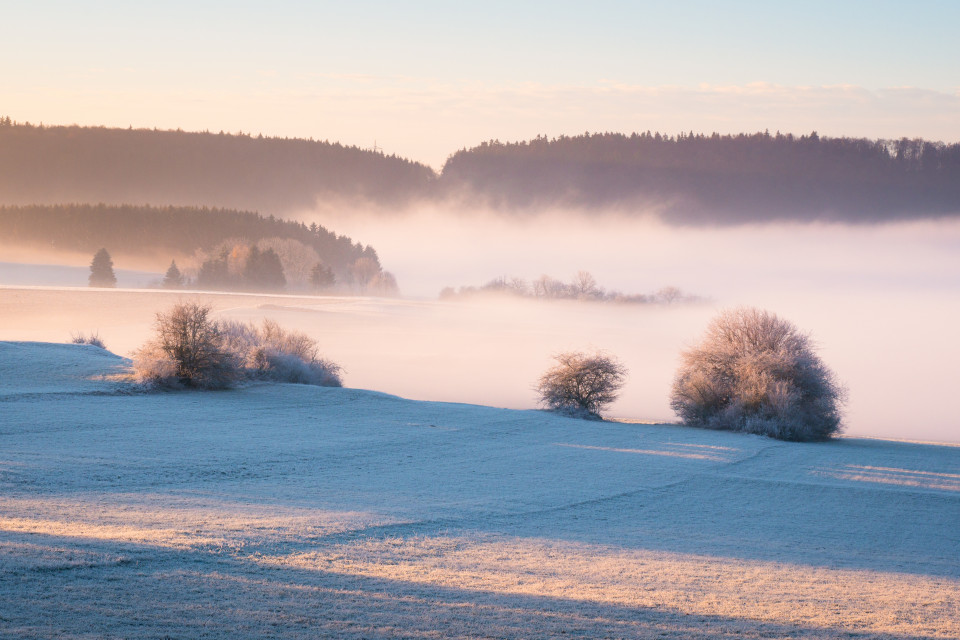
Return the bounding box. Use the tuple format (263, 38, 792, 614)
(1, 340, 958, 638)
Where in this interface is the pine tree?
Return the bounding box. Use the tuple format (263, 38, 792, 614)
(88, 248, 117, 287)
(162, 260, 184, 289)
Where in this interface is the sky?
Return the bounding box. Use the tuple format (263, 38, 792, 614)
(3, 1, 959, 168)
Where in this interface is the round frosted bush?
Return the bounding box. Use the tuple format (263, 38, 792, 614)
(670, 307, 844, 441)
(536, 351, 627, 419)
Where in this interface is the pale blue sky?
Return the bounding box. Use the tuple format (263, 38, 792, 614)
(3, 1, 958, 166)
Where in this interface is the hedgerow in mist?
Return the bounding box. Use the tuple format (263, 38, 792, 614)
(670, 307, 844, 441)
(440, 271, 695, 305)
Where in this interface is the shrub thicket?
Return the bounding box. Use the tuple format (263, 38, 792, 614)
(219, 319, 343, 387)
(536, 351, 627, 419)
(132, 302, 342, 389)
(670, 307, 844, 441)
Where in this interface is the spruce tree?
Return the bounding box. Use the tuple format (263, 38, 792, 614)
(162, 260, 185, 289)
(88, 248, 117, 287)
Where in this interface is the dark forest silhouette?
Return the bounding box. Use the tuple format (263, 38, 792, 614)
(1, 118, 959, 223)
(0, 119, 434, 213)
(441, 131, 960, 222)
(0, 203, 377, 278)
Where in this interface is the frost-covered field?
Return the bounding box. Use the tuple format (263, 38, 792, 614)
(1, 342, 958, 639)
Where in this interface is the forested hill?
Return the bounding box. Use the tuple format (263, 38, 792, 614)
(439, 132, 960, 223)
(0, 204, 375, 277)
(3, 119, 959, 223)
(0, 120, 435, 213)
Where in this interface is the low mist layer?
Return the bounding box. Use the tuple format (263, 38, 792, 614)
(312, 210, 960, 442)
(308, 208, 960, 300)
(1, 281, 957, 443)
(3, 208, 959, 443)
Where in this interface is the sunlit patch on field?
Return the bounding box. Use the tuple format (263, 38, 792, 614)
(554, 442, 737, 462)
(816, 464, 960, 492)
(0, 496, 404, 551)
(258, 534, 960, 639)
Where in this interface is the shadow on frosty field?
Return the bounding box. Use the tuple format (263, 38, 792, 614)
(0, 342, 958, 639)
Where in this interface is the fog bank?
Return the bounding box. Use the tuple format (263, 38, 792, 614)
(2, 210, 958, 443)
(307, 208, 960, 300)
(301, 209, 960, 442)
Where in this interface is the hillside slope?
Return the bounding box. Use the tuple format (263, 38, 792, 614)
(4, 120, 960, 223)
(1, 342, 957, 638)
(0, 122, 435, 214)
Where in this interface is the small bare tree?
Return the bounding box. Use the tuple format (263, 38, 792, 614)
(133, 302, 239, 389)
(536, 351, 627, 419)
(368, 270, 400, 296)
(656, 286, 683, 304)
(350, 256, 381, 292)
(670, 307, 844, 441)
(572, 271, 600, 298)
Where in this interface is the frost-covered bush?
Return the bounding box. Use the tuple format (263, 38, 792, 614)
(536, 351, 627, 419)
(253, 350, 343, 386)
(132, 302, 240, 389)
(670, 307, 844, 441)
(70, 332, 106, 349)
(220, 318, 343, 387)
(129, 342, 183, 389)
(133, 303, 343, 390)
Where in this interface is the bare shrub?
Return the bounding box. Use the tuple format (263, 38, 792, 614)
(70, 332, 106, 349)
(220, 318, 343, 387)
(670, 307, 844, 441)
(536, 351, 627, 419)
(132, 302, 240, 389)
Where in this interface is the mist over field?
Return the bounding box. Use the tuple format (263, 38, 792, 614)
(303, 207, 960, 442)
(3, 210, 957, 444)
(308, 207, 960, 299)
